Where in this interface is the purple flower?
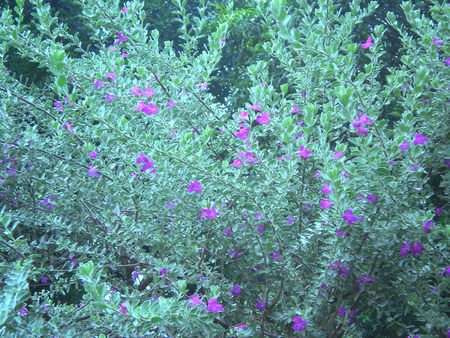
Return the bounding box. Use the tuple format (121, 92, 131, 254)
(93, 79, 106, 88)
(286, 216, 296, 224)
(188, 294, 204, 307)
(223, 227, 232, 237)
(230, 158, 243, 168)
(410, 242, 423, 256)
(54, 101, 64, 111)
(400, 241, 411, 257)
(423, 220, 435, 233)
(269, 251, 282, 261)
(65, 121, 73, 132)
(196, 82, 208, 90)
(320, 199, 334, 209)
(255, 112, 270, 125)
(329, 260, 350, 276)
(333, 150, 345, 160)
(140, 103, 159, 115)
(342, 210, 363, 225)
(200, 207, 218, 220)
(230, 283, 241, 296)
(257, 224, 265, 234)
(40, 275, 49, 284)
(87, 166, 100, 178)
(321, 182, 332, 194)
(256, 299, 265, 312)
(359, 273, 374, 286)
(435, 207, 442, 217)
(399, 141, 410, 152)
(366, 194, 378, 203)
(432, 38, 443, 49)
(413, 133, 428, 145)
(336, 229, 349, 238)
(18, 307, 28, 316)
(187, 181, 202, 194)
(444, 57, 450, 66)
(360, 36, 374, 49)
(70, 258, 79, 267)
(296, 145, 311, 159)
(41, 304, 49, 311)
(118, 303, 128, 315)
(292, 315, 308, 331)
(115, 32, 128, 45)
(166, 101, 176, 108)
(166, 200, 175, 209)
(338, 306, 347, 317)
(159, 267, 168, 276)
(205, 298, 223, 314)
(249, 102, 262, 111)
(235, 323, 247, 329)
(131, 270, 140, 279)
(136, 153, 156, 173)
(104, 93, 116, 103)
(89, 151, 98, 159)
(235, 127, 249, 140)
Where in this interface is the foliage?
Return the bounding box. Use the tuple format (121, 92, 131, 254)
(0, 0, 449, 337)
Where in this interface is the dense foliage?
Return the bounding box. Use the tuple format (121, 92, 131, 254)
(0, 0, 449, 337)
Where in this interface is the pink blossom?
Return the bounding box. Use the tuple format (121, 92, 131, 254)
(87, 166, 100, 178)
(235, 127, 249, 140)
(188, 294, 204, 307)
(256, 112, 270, 125)
(106, 72, 117, 80)
(166, 101, 176, 108)
(321, 182, 332, 194)
(205, 298, 223, 314)
(320, 199, 334, 209)
(141, 103, 159, 115)
(142, 87, 155, 98)
(136, 153, 156, 173)
(360, 36, 374, 49)
(200, 207, 218, 220)
(296, 145, 311, 159)
(121, 52, 128, 58)
(249, 102, 261, 111)
(130, 86, 143, 95)
(342, 209, 363, 225)
(122, 6, 128, 13)
(333, 150, 345, 160)
(237, 111, 248, 119)
(187, 181, 202, 194)
(235, 323, 247, 329)
(93, 79, 106, 88)
(292, 105, 302, 114)
(65, 122, 73, 132)
(230, 158, 243, 168)
(399, 141, 410, 152)
(413, 133, 428, 145)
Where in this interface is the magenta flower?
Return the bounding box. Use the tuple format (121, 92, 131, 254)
(106, 72, 117, 80)
(200, 207, 218, 220)
(432, 38, 443, 49)
(115, 32, 128, 45)
(235, 323, 247, 329)
(93, 79, 106, 88)
(286, 216, 296, 224)
(435, 207, 442, 217)
(342, 210, 363, 225)
(296, 145, 311, 159)
(256, 299, 265, 312)
(223, 227, 232, 237)
(141, 87, 155, 98)
(444, 57, 450, 66)
(338, 306, 347, 317)
(336, 229, 348, 238)
(321, 182, 332, 194)
(249, 102, 261, 111)
(166, 201, 175, 209)
(118, 303, 128, 315)
(136, 153, 156, 173)
(237, 111, 248, 119)
(230, 158, 243, 168)
(65, 121, 73, 132)
(269, 250, 282, 261)
(352, 113, 373, 136)
(399, 141, 410, 152)
(320, 199, 334, 209)
(413, 133, 428, 145)
(89, 151, 98, 159)
(235, 127, 249, 140)
(400, 241, 411, 257)
(292, 105, 302, 114)
(205, 298, 223, 314)
(54, 100, 64, 111)
(329, 260, 350, 276)
(196, 82, 208, 90)
(104, 93, 116, 103)
(360, 36, 374, 49)
(292, 315, 308, 331)
(255, 112, 270, 125)
(358, 273, 374, 286)
(159, 267, 168, 276)
(366, 194, 378, 203)
(122, 6, 128, 13)
(87, 166, 100, 178)
(410, 242, 423, 256)
(423, 220, 434, 233)
(187, 181, 202, 194)
(230, 283, 241, 296)
(130, 86, 143, 95)
(188, 294, 204, 307)
(257, 224, 265, 234)
(121, 52, 128, 58)
(333, 150, 345, 160)
(131, 270, 140, 279)
(40, 275, 49, 284)
(166, 101, 176, 108)
(18, 307, 28, 316)
(141, 103, 159, 115)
